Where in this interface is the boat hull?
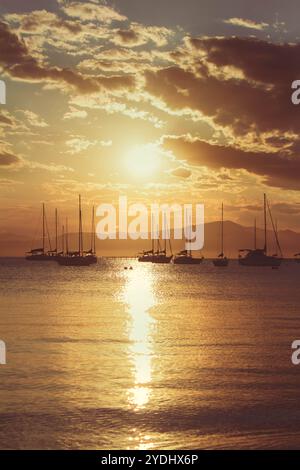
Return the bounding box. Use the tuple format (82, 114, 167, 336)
(57, 256, 93, 266)
(239, 256, 281, 267)
(152, 255, 173, 264)
(138, 256, 154, 262)
(26, 254, 53, 261)
(173, 256, 203, 265)
(213, 258, 229, 267)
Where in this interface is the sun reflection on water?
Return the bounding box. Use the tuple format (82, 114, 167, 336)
(121, 264, 156, 411)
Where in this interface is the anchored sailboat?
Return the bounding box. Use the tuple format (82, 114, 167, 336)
(238, 194, 282, 267)
(26, 203, 53, 261)
(138, 240, 155, 263)
(173, 248, 203, 264)
(47, 208, 63, 260)
(84, 206, 98, 264)
(213, 203, 229, 267)
(57, 195, 94, 266)
(152, 215, 173, 263)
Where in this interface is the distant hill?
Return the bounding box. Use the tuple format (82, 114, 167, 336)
(1, 221, 300, 258)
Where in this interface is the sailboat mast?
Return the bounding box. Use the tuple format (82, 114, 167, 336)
(221, 203, 224, 256)
(254, 218, 257, 249)
(66, 217, 69, 255)
(189, 211, 192, 256)
(90, 206, 95, 253)
(93, 206, 96, 254)
(62, 225, 65, 254)
(164, 213, 167, 253)
(78, 195, 82, 255)
(42, 203, 45, 254)
(151, 213, 154, 253)
(264, 193, 267, 254)
(55, 208, 58, 253)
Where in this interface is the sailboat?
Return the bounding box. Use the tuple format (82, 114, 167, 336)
(47, 208, 63, 260)
(57, 195, 94, 266)
(173, 249, 203, 264)
(213, 203, 229, 267)
(26, 203, 53, 261)
(84, 206, 98, 264)
(152, 216, 173, 263)
(138, 244, 155, 263)
(152, 245, 173, 263)
(238, 194, 282, 267)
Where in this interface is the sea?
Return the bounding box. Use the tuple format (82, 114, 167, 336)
(0, 257, 300, 449)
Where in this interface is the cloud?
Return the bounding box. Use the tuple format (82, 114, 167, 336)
(0, 151, 23, 168)
(18, 110, 48, 127)
(60, 1, 127, 24)
(63, 107, 88, 120)
(0, 178, 23, 188)
(6, 10, 83, 35)
(114, 29, 142, 46)
(0, 21, 136, 95)
(170, 167, 191, 178)
(66, 137, 96, 154)
(112, 24, 173, 48)
(224, 18, 269, 31)
(144, 36, 300, 163)
(163, 135, 300, 190)
(100, 140, 112, 147)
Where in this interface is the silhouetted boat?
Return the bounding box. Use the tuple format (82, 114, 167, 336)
(213, 203, 229, 267)
(138, 234, 155, 262)
(48, 208, 63, 260)
(152, 215, 173, 263)
(138, 249, 155, 262)
(152, 249, 173, 264)
(84, 206, 97, 264)
(173, 249, 203, 264)
(57, 195, 94, 266)
(26, 203, 54, 261)
(239, 194, 282, 267)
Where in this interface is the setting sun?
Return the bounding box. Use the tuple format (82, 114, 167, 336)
(124, 145, 161, 179)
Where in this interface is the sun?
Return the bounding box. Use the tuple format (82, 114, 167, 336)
(124, 144, 161, 178)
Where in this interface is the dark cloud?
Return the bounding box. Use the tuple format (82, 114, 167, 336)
(163, 135, 300, 190)
(188, 36, 299, 85)
(145, 36, 300, 139)
(0, 21, 136, 94)
(0, 151, 22, 167)
(115, 29, 140, 45)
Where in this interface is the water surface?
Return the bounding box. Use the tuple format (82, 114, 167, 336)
(0, 258, 300, 449)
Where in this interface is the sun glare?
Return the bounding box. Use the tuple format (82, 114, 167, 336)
(124, 145, 161, 178)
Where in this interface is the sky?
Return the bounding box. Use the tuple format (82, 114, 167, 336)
(0, 0, 300, 250)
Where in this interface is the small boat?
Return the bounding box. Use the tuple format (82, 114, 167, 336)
(173, 249, 203, 264)
(239, 194, 282, 267)
(213, 203, 229, 267)
(57, 195, 95, 266)
(26, 203, 54, 261)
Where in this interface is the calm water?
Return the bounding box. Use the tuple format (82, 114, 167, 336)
(0, 258, 300, 449)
